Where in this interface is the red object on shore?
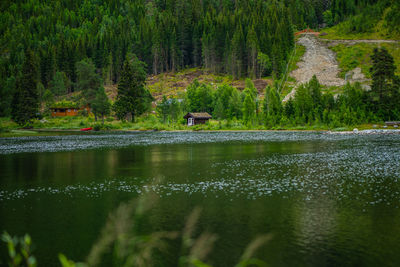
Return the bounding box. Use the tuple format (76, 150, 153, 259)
(80, 127, 92, 131)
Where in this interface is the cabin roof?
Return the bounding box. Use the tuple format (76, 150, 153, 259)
(184, 112, 212, 119)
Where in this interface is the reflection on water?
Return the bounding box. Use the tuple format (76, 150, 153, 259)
(1, 132, 400, 266)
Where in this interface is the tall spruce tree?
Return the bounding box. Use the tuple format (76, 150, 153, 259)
(114, 56, 151, 121)
(11, 50, 39, 126)
(369, 48, 398, 118)
(370, 48, 396, 102)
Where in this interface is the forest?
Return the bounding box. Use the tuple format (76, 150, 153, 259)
(0, 0, 400, 128)
(156, 47, 400, 128)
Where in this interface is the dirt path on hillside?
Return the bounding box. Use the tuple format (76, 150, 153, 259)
(283, 35, 345, 102)
(283, 35, 400, 102)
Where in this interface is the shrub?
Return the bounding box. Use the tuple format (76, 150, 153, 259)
(92, 123, 103, 131)
(92, 123, 117, 131)
(78, 109, 88, 117)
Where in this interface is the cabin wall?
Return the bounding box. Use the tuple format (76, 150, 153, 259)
(194, 119, 208, 125)
(51, 107, 90, 117)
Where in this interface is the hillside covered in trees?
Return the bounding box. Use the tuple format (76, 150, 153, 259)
(0, 0, 399, 128)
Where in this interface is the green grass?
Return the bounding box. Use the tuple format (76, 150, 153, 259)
(321, 85, 343, 95)
(321, 25, 388, 40)
(331, 42, 400, 79)
(1, 114, 395, 137)
(0, 117, 18, 131)
(320, 13, 400, 41)
(280, 43, 306, 97)
(289, 44, 306, 73)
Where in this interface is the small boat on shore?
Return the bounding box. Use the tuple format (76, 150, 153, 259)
(80, 127, 93, 131)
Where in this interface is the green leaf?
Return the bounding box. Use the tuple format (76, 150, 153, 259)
(59, 253, 74, 267)
(190, 258, 214, 267)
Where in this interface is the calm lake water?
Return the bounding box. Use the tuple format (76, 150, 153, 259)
(1, 132, 400, 266)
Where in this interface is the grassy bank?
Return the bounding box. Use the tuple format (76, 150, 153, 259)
(331, 42, 400, 79)
(280, 43, 306, 97)
(1, 116, 394, 138)
(320, 14, 400, 41)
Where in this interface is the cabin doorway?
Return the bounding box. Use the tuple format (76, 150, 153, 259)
(188, 118, 194, 126)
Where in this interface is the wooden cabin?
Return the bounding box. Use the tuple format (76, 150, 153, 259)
(50, 106, 90, 117)
(184, 112, 212, 126)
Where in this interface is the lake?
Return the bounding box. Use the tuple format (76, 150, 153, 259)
(1, 131, 400, 266)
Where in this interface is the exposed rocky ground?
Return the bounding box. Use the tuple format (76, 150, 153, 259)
(284, 35, 400, 102)
(284, 35, 345, 102)
(292, 35, 346, 87)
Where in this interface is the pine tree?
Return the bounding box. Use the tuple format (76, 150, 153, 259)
(309, 75, 322, 118)
(284, 98, 295, 119)
(0, 76, 15, 117)
(11, 50, 39, 126)
(76, 59, 102, 110)
(50, 72, 70, 96)
(369, 48, 398, 119)
(114, 61, 134, 121)
(114, 56, 151, 121)
(231, 25, 245, 78)
(370, 48, 395, 102)
(92, 86, 111, 124)
(263, 85, 282, 125)
(246, 26, 258, 78)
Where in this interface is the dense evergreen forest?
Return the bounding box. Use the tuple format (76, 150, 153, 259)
(0, 0, 399, 124)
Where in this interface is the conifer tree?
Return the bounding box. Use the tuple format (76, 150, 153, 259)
(263, 86, 282, 124)
(76, 59, 102, 113)
(11, 50, 39, 126)
(247, 26, 258, 78)
(114, 56, 151, 121)
(92, 86, 111, 124)
(369, 48, 398, 118)
(0, 76, 15, 117)
(370, 48, 396, 102)
(50, 72, 70, 96)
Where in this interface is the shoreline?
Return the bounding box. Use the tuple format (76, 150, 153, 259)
(2, 128, 400, 138)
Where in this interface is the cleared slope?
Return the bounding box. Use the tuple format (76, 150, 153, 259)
(283, 35, 345, 102)
(284, 34, 400, 102)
